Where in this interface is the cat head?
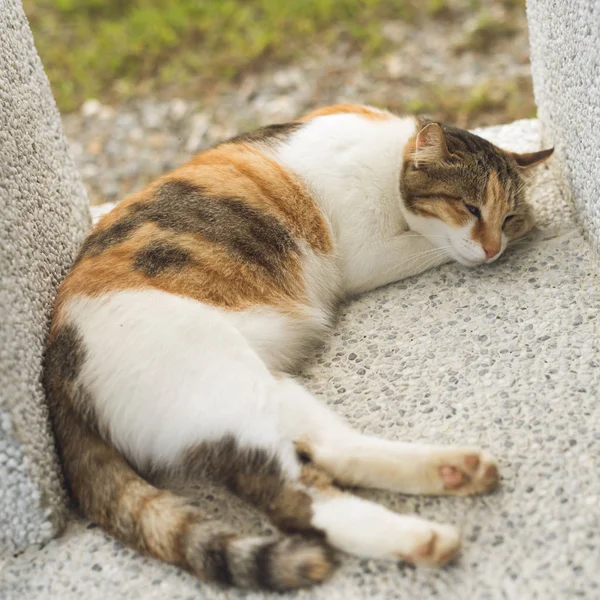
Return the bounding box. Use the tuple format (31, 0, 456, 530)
(400, 120, 553, 266)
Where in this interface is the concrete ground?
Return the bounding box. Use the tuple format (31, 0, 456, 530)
(1, 120, 598, 600)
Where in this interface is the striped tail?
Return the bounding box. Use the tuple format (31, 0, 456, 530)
(46, 400, 335, 590)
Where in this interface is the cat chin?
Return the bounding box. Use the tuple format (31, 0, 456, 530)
(419, 232, 483, 267)
(449, 250, 485, 267)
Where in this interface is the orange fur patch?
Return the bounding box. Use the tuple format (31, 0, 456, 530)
(470, 171, 508, 251)
(181, 143, 331, 253)
(299, 104, 389, 122)
(51, 141, 333, 333)
(54, 222, 303, 325)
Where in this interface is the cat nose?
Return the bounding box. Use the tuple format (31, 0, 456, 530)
(484, 244, 500, 259)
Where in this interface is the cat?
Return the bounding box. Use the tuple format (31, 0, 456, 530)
(44, 104, 553, 591)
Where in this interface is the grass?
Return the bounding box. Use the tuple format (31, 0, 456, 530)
(24, 0, 528, 121)
(25, 0, 420, 112)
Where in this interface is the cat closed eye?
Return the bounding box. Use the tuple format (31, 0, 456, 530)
(465, 204, 481, 219)
(503, 215, 515, 227)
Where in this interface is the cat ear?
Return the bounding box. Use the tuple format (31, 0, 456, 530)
(413, 123, 450, 167)
(508, 148, 554, 170)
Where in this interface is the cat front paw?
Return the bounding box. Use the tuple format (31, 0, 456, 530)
(399, 521, 462, 567)
(437, 449, 499, 495)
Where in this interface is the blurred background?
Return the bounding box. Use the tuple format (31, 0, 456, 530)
(24, 0, 534, 205)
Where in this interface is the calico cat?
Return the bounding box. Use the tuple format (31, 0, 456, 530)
(44, 104, 553, 591)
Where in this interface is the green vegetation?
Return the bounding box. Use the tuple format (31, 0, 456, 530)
(25, 0, 418, 112)
(25, 0, 528, 120)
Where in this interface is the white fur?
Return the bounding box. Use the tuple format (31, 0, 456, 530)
(273, 111, 506, 279)
(67, 290, 303, 474)
(401, 207, 509, 266)
(311, 495, 460, 562)
(274, 113, 421, 291)
(226, 239, 342, 372)
(409, 213, 486, 266)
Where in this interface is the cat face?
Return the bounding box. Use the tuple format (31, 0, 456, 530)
(400, 121, 553, 266)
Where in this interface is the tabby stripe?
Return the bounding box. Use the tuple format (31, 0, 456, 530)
(256, 540, 280, 589)
(413, 193, 462, 201)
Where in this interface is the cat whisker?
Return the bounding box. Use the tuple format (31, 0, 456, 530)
(508, 239, 539, 247)
(390, 246, 453, 268)
(398, 251, 452, 280)
(398, 234, 449, 240)
(377, 246, 453, 281)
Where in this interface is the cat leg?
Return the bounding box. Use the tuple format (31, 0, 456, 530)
(278, 378, 499, 496)
(343, 232, 452, 295)
(305, 469, 462, 566)
(168, 373, 461, 566)
(228, 457, 461, 567)
(174, 391, 461, 567)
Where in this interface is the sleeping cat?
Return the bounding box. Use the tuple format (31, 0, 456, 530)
(44, 104, 553, 591)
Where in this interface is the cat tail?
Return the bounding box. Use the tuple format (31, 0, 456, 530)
(47, 400, 335, 591)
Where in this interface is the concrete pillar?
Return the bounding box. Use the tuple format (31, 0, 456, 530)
(0, 0, 90, 553)
(527, 0, 600, 254)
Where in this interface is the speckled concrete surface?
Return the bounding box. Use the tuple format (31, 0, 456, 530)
(2, 120, 599, 599)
